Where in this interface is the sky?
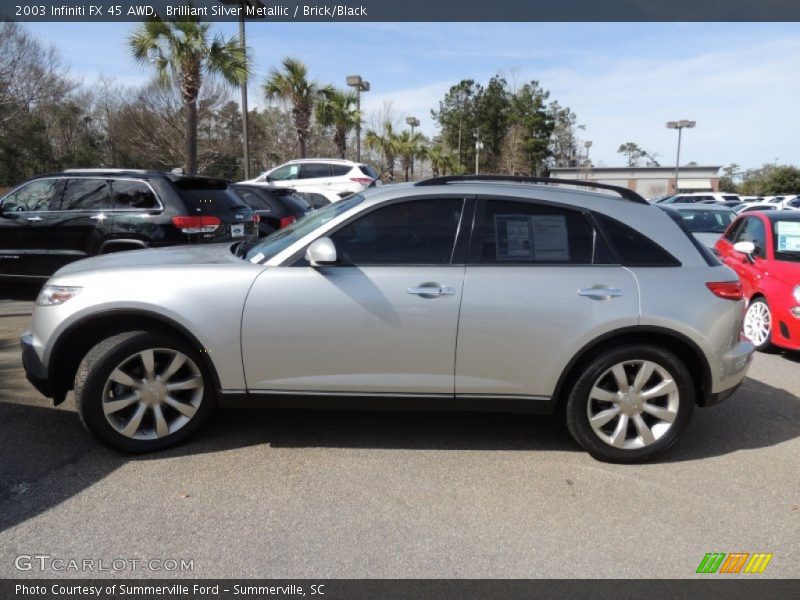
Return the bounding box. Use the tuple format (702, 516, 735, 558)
(27, 21, 800, 170)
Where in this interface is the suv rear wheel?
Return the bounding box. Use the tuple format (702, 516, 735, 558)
(75, 331, 215, 453)
(565, 345, 694, 463)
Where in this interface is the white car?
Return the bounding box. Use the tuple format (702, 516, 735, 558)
(241, 159, 380, 203)
(659, 192, 741, 204)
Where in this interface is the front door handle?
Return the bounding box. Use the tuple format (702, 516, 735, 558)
(25, 216, 43, 222)
(578, 286, 623, 300)
(407, 284, 456, 298)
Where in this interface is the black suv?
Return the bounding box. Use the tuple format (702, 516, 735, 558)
(231, 184, 312, 236)
(0, 169, 257, 279)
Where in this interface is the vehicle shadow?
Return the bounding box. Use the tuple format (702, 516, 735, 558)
(0, 377, 797, 533)
(0, 283, 41, 302)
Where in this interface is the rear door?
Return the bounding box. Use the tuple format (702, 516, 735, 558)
(455, 197, 640, 402)
(46, 178, 115, 270)
(0, 178, 62, 277)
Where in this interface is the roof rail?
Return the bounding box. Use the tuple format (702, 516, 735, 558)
(62, 168, 153, 174)
(414, 175, 649, 205)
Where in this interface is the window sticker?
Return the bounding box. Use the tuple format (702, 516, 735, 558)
(532, 215, 570, 261)
(494, 214, 570, 262)
(776, 221, 800, 251)
(495, 215, 532, 260)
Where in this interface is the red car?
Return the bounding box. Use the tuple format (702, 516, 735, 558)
(715, 211, 800, 351)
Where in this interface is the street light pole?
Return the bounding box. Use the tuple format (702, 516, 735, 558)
(405, 116, 419, 180)
(666, 119, 696, 194)
(583, 140, 592, 181)
(475, 129, 483, 175)
(347, 75, 370, 162)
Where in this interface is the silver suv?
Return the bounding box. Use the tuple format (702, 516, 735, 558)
(21, 176, 754, 462)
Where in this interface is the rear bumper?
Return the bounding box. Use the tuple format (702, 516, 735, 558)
(702, 339, 754, 407)
(20, 331, 54, 399)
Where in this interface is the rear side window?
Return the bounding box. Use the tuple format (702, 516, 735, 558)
(596, 214, 680, 267)
(111, 180, 157, 210)
(330, 164, 352, 176)
(1, 179, 58, 212)
(299, 163, 331, 179)
(60, 179, 113, 210)
(478, 200, 614, 265)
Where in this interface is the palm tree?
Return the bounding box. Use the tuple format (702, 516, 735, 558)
(395, 130, 427, 182)
(365, 121, 399, 181)
(264, 57, 333, 158)
(428, 144, 457, 178)
(315, 89, 359, 159)
(130, 19, 248, 175)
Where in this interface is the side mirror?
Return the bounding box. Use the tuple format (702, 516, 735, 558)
(733, 241, 756, 260)
(305, 237, 337, 267)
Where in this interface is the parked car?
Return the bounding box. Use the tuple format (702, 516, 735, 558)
(21, 175, 753, 462)
(242, 159, 380, 203)
(733, 203, 779, 214)
(658, 204, 736, 249)
(0, 169, 257, 280)
(231, 184, 312, 236)
(715, 211, 800, 352)
(658, 192, 741, 204)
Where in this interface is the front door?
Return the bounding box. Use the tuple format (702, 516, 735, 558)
(0, 178, 61, 278)
(241, 197, 468, 395)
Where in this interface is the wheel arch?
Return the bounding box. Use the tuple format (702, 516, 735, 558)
(48, 309, 222, 405)
(552, 326, 713, 410)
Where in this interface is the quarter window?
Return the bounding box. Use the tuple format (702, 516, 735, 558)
(478, 200, 613, 265)
(330, 164, 352, 176)
(596, 214, 680, 266)
(1, 179, 58, 212)
(60, 179, 113, 211)
(329, 198, 463, 265)
(111, 180, 157, 210)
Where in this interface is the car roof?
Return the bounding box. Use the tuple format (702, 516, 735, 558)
(763, 210, 800, 221)
(283, 158, 357, 165)
(663, 203, 734, 212)
(41, 169, 226, 184)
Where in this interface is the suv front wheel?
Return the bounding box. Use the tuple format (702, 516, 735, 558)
(75, 331, 215, 453)
(565, 345, 695, 463)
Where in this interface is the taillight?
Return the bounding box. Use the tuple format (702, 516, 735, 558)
(350, 177, 373, 186)
(171, 215, 221, 234)
(279, 215, 296, 228)
(706, 281, 743, 300)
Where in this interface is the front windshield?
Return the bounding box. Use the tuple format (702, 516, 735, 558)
(239, 193, 365, 263)
(676, 209, 735, 233)
(773, 219, 800, 261)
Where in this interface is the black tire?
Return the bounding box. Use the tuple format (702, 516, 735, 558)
(743, 297, 775, 352)
(75, 331, 216, 453)
(565, 345, 695, 464)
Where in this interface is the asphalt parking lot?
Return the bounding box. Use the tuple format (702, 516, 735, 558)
(0, 286, 798, 579)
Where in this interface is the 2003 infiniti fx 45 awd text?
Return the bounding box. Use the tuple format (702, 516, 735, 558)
(21, 175, 754, 462)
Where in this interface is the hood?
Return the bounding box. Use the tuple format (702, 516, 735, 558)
(54, 242, 244, 276)
(693, 232, 722, 249)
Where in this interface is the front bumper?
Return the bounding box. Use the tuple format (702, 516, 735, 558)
(20, 331, 55, 399)
(701, 339, 754, 407)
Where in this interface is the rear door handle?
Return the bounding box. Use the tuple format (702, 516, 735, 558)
(25, 216, 43, 222)
(578, 286, 623, 300)
(407, 285, 456, 298)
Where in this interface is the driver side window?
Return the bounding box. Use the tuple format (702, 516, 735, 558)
(329, 198, 463, 265)
(1, 179, 58, 212)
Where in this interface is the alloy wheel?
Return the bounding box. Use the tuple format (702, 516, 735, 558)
(101, 348, 204, 440)
(586, 360, 680, 450)
(743, 301, 771, 347)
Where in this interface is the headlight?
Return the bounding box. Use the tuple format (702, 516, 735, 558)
(794, 285, 800, 304)
(36, 285, 82, 306)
